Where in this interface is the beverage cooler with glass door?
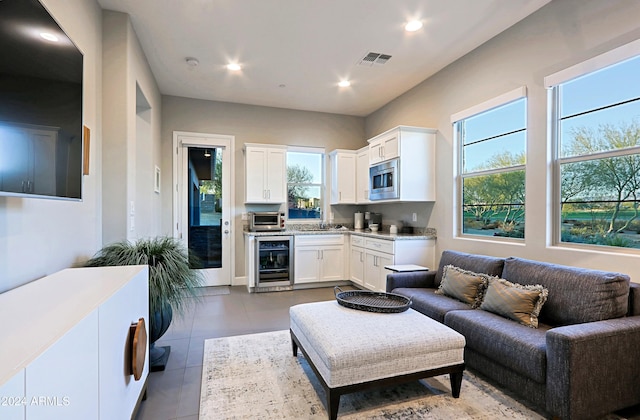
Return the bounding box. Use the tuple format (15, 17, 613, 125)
(255, 236, 294, 289)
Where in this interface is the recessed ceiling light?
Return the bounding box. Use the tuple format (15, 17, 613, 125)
(227, 63, 242, 71)
(185, 57, 199, 67)
(39, 32, 58, 42)
(405, 20, 423, 32)
(338, 80, 351, 88)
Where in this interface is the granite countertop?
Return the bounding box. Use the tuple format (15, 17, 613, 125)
(243, 226, 436, 241)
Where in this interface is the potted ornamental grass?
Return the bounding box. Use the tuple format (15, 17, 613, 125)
(84, 236, 203, 370)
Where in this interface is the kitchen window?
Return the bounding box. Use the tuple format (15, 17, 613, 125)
(547, 39, 640, 250)
(452, 87, 527, 239)
(287, 147, 324, 220)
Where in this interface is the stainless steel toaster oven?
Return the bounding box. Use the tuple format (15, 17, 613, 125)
(248, 212, 285, 232)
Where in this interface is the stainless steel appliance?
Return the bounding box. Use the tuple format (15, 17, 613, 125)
(249, 211, 285, 232)
(369, 158, 399, 200)
(255, 236, 294, 289)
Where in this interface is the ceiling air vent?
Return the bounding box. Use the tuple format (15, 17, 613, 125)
(358, 52, 392, 67)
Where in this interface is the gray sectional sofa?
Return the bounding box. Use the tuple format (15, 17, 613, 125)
(386, 250, 640, 420)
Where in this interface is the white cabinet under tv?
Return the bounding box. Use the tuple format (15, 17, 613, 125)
(0, 266, 149, 420)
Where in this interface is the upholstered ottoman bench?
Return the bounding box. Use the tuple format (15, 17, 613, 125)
(289, 300, 466, 420)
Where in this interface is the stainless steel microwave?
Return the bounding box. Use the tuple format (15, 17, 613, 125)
(249, 212, 285, 232)
(369, 158, 399, 201)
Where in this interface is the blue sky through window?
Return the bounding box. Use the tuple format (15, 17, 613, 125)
(462, 98, 526, 172)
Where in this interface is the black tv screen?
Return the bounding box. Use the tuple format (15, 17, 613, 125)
(0, 0, 83, 200)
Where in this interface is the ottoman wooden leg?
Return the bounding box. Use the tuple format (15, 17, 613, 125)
(450, 370, 463, 398)
(291, 334, 298, 356)
(327, 389, 340, 420)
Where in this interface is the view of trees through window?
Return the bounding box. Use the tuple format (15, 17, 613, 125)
(458, 97, 527, 239)
(287, 150, 323, 220)
(557, 54, 640, 249)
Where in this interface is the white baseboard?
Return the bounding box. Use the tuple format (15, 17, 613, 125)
(233, 276, 247, 287)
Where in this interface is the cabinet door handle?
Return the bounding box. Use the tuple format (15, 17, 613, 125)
(360, 252, 363, 262)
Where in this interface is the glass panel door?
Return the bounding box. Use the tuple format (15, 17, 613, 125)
(188, 147, 222, 269)
(175, 132, 232, 287)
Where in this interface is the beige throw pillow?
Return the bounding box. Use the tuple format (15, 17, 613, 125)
(480, 278, 548, 328)
(435, 265, 489, 308)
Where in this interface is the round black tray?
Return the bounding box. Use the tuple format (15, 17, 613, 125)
(334, 287, 412, 313)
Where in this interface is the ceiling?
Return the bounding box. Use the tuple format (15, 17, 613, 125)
(97, 0, 551, 117)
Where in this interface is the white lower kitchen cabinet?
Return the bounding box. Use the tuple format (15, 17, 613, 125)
(350, 245, 365, 286)
(294, 235, 346, 284)
(358, 236, 435, 292)
(364, 249, 394, 292)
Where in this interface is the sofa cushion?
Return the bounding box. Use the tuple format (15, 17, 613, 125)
(480, 278, 548, 328)
(434, 250, 505, 288)
(444, 309, 550, 383)
(502, 257, 630, 326)
(392, 288, 472, 323)
(435, 265, 490, 308)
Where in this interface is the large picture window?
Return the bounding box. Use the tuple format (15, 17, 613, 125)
(550, 50, 640, 249)
(287, 148, 324, 220)
(454, 91, 527, 239)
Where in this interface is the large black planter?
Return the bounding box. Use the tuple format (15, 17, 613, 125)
(149, 303, 173, 371)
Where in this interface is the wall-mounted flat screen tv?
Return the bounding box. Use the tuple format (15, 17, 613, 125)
(0, 0, 83, 200)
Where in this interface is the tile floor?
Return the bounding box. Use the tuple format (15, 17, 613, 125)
(134, 285, 347, 420)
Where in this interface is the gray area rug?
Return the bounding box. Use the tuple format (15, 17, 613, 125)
(201, 330, 563, 419)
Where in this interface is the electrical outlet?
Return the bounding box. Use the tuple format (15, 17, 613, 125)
(241, 212, 248, 221)
(412, 212, 417, 222)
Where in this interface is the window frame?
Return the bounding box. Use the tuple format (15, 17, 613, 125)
(547, 39, 640, 252)
(452, 87, 528, 241)
(286, 146, 325, 223)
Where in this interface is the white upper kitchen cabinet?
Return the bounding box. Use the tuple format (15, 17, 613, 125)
(356, 146, 369, 204)
(368, 130, 399, 165)
(368, 126, 437, 202)
(329, 150, 356, 204)
(244, 144, 287, 203)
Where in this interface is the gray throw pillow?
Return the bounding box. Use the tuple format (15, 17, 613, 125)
(435, 265, 490, 308)
(480, 278, 548, 328)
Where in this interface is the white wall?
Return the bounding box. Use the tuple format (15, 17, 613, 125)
(102, 11, 162, 245)
(365, 0, 640, 281)
(0, 0, 103, 293)
(161, 96, 366, 277)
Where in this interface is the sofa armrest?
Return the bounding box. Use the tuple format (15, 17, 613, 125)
(386, 270, 437, 292)
(546, 316, 640, 419)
